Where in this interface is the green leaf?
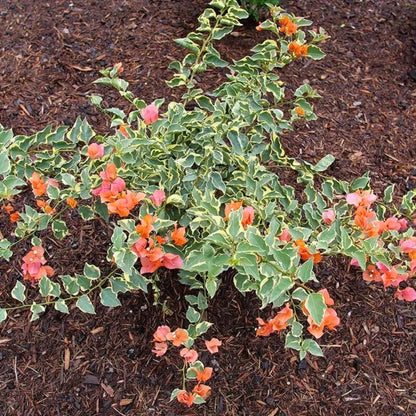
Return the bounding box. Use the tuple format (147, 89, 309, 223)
(292, 287, 308, 302)
(114, 250, 137, 274)
(0, 308, 7, 322)
(11, 280, 26, 303)
(30, 303, 45, 321)
(291, 321, 303, 337)
(52, 220, 69, 240)
(76, 294, 96, 314)
(78, 205, 95, 220)
(55, 299, 69, 314)
(306, 45, 326, 60)
(0, 152, 11, 176)
(305, 293, 326, 326)
(296, 258, 316, 283)
(227, 210, 244, 240)
(186, 306, 201, 323)
(312, 154, 335, 172)
(285, 333, 301, 350)
(302, 338, 324, 357)
(100, 288, 121, 307)
(83, 263, 101, 280)
(39, 276, 53, 297)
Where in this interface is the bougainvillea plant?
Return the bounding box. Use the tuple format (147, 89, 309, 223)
(0, 0, 415, 407)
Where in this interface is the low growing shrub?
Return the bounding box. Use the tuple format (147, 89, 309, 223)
(0, 0, 415, 407)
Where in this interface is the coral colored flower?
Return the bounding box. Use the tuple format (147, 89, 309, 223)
(398, 218, 408, 230)
(322, 209, 335, 225)
(279, 16, 298, 35)
(295, 239, 322, 263)
(363, 264, 382, 282)
(241, 206, 255, 228)
(224, 201, 243, 220)
(87, 143, 105, 159)
(9, 212, 20, 222)
(278, 229, 291, 242)
(400, 238, 416, 254)
(318, 289, 334, 306)
(107, 191, 145, 217)
(162, 253, 183, 270)
(171, 225, 187, 246)
(205, 338, 222, 354)
(255, 23, 263, 31)
(307, 308, 340, 339)
(140, 256, 163, 274)
(378, 265, 408, 288)
(166, 328, 188, 347)
(66, 197, 77, 209)
(256, 318, 275, 337)
(3, 204, 14, 214)
(295, 106, 305, 116)
(119, 124, 130, 138)
(270, 303, 293, 331)
(384, 217, 401, 231)
(21, 246, 54, 284)
(155, 235, 167, 245)
(152, 342, 168, 357)
(141, 104, 158, 125)
(150, 189, 166, 207)
(394, 287, 416, 302)
(136, 214, 156, 238)
(114, 62, 123, 73)
(153, 325, 171, 342)
(194, 367, 213, 383)
(29, 172, 47, 197)
(288, 42, 307, 58)
(177, 390, 195, 407)
(47, 178, 59, 188)
(192, 384, 211, 399)
(180, 348, 198, 363)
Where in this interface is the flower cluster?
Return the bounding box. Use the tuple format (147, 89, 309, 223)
(347, 190, 415, 302)
(278, 15, 298, 35)
(92, 163, 145, 217)
(295, 239, 322, 263)
(151, 325, 221, 407)
(256, 303, 293, 336)
(2, 203, 20, 223)
(21, 246, 54, 285)
(131, 214, 185, 274)
(224, 201, 254, 228)
(289, 41, 308, 58)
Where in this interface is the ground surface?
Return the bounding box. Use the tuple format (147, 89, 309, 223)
(0, 0, 415, 415)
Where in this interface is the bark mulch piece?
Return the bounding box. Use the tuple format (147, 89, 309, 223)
(0, 0, 415, 415)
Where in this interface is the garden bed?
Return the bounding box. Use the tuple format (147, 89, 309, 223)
(0, 0, 415, 415)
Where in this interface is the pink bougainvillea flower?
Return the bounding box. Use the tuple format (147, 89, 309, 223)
(205, 338, 222, 354)
(87, 143, 105, 159)
(350, 258, 360, 267)
(241, 206, 255, 228)
(322, 209, 335, 225)
(374, 263, 408, 288)
(362, 264, 382, 282)
(398, 218, 408, 230)
(150, 189, 166, 207)
(140, 255, 163, 274)
(346, 190, 377, 208)
(47, 178, 59, 188)
(278, 228, 291, 242)
(394, 287, 416, 302)
(384, 216, 401, 231)
(152, 342, 168, 357)
(176, 390, 195, 407)
(153, 325, 171, 342)
(400, 238, 416, 254)
(180, 348, 198, 363)
(21, 246, 54, 284)
(162, 253, 183, 270)
(141, 104, 159, 125)
(166, 328, 189, 347)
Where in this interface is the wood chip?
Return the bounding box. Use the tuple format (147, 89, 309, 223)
(64, 348, 70, 371)
(69, 65, 94, 72)
(119, 398, 133, 406)
(0, 338, 12, 345)
(90, 327, 104, 335)
(101, 383, 114, 397)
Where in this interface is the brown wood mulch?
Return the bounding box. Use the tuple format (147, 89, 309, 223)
(0, 0, 415, 415)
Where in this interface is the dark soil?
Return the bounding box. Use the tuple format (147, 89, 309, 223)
(1, 0, 415, 415)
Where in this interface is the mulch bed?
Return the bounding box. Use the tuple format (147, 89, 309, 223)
(0, 0, 415, 415)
